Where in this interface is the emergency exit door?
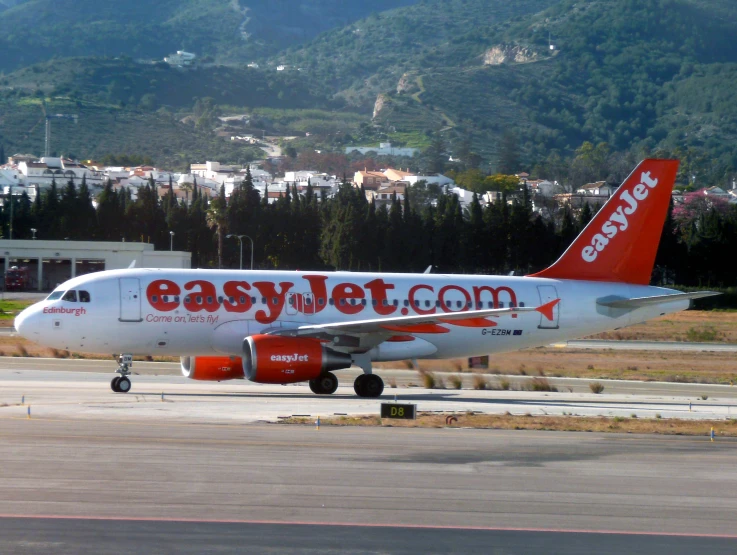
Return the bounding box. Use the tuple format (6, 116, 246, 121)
(119, 278, 142, 322)
(537, 285, 559, 329)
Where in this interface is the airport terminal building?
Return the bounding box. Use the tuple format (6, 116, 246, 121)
(1, 240, 191, 292)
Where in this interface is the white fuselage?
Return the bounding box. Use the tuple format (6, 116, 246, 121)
(15, 268, 688, 360)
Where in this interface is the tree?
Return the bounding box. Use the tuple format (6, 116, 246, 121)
(497, 131, 520, 174)
(206, 185, 228, 269)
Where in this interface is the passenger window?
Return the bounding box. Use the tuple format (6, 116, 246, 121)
(46, 290, 63, 301)
(340, 299, 346, 306)
(272, 297, 278, 305)
(499, 302, 505, 308)
(425, 300, 431, 308)
(372, 299, 378, 306)
(79, 290, 91, 303)
(207, 296, 213, 304)
(318, 298, 325, 306)
(239, 296, 245, 304)
(306, 297, 313, 305)
(217, 296, 223, 303)
(403, 300, 409, 307)
(251, 297, 257, 304)
(288, 296, 295, 305)
(382, 299, 388, 306)
(152, 295, 159, 303)
(261, 297, 267, 304)
(196, 296, 203, 304)
(393, 300, 398, 307)
(228, 297, 235, 304)
(456, 301, 462, 308)
(184, 296, 191, 303)
(62, 290, 77, 302)
(329, 298, 335, 306)
(350, 299, 356, 306)
(520, 302, 525, 307)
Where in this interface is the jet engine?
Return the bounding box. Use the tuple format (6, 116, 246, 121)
(180, 356, 245, 381)
(243, 334, 352, 384)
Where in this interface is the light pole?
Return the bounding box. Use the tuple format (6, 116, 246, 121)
(169, 231, 175, 251)
(31, 228, 37, 240)
(227, 234, 254, 270)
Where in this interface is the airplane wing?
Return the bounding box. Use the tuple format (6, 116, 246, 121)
(597, 291, 720, 309)
(270, 299, 560, 338)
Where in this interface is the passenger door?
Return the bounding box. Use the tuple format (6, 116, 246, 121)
(119, 278, 142, 322)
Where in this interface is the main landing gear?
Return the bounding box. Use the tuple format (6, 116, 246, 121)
(309, 372, 339, 395)
(111, 354, 133, 393)
(354, 374, 384, 398)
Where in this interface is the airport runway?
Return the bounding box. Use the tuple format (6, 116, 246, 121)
(1, 364, 736, 422)
(0, 420, 734, 553)
(563, 339, 737, 352)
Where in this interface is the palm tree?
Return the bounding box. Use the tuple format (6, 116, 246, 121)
(206, 185, 228, 268)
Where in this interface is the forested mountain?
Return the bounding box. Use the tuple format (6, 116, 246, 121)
(279, 0, 737, 177)
(3, 0, 737, 182)
(0, 0, 418, 72)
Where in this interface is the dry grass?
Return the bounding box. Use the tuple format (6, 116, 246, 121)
(283, 413, 737, 436)
(590, 382, 605, 394)
(591, 310, 737, 343)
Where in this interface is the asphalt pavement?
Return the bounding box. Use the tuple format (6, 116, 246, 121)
(0, 420, 734, 553)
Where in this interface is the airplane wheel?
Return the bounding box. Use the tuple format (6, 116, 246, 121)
(111, 377, 121, 393)
(309, 379, 321, 394)
(354, 374, 367, 397)
(310, 373, 339, 395)
(117, 376, 132, 393)
(317, 372, 338, 395)
(363, 375, 384, 398)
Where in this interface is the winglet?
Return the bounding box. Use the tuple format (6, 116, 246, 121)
(535, 299, 560, 321)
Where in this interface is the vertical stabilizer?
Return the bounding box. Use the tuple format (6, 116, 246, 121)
(530, 159, 679, 285)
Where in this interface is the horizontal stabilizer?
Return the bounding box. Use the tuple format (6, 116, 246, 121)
(597, 291, 721, 309)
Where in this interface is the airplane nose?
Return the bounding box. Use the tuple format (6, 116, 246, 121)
(14, 306, 39, 338)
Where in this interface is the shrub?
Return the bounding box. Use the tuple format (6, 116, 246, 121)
(686, 326, 719, 342)
(16, 344, 30, 357)
(701, 395, 709, 400)
(518, 364, 527, 376)
(472, 375, 488, 390)
(387, 377, 397, 389)
(499, 378, 511, 390)
(656, 413, 662, 419)
(449, 375, 463, 389)
(421, 372, 436, 389)
(525, 377, 557, 392)
(589, 382, 605, 394)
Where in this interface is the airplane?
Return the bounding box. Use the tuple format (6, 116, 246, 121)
(14, 159, 718, 397)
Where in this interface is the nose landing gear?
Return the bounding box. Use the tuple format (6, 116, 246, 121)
(111, 354, 133, 393)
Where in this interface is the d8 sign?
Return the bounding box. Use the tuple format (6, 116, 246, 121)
(380, 403, 417, 420)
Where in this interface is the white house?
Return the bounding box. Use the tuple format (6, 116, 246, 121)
(345, 142, 419, 157)
(164, 51, 196, 66)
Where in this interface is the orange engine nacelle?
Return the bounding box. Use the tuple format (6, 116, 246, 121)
(180, 356, 245, 381)
(243, 334, 352, 384)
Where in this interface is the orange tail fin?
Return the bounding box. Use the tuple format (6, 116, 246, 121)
(530, 159, 679, 285)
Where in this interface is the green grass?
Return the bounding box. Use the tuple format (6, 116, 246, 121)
(0, 300, 33, 320)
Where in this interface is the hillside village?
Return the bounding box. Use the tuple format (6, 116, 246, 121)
(2, 152, 736, 214)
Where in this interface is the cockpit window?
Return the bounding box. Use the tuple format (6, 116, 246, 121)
(79, 290, 91, 303)
(62, 290, 77, 302)
(46, 290, 63, 301)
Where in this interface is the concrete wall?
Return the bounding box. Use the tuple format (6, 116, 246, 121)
(1, 240, 191, 291)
